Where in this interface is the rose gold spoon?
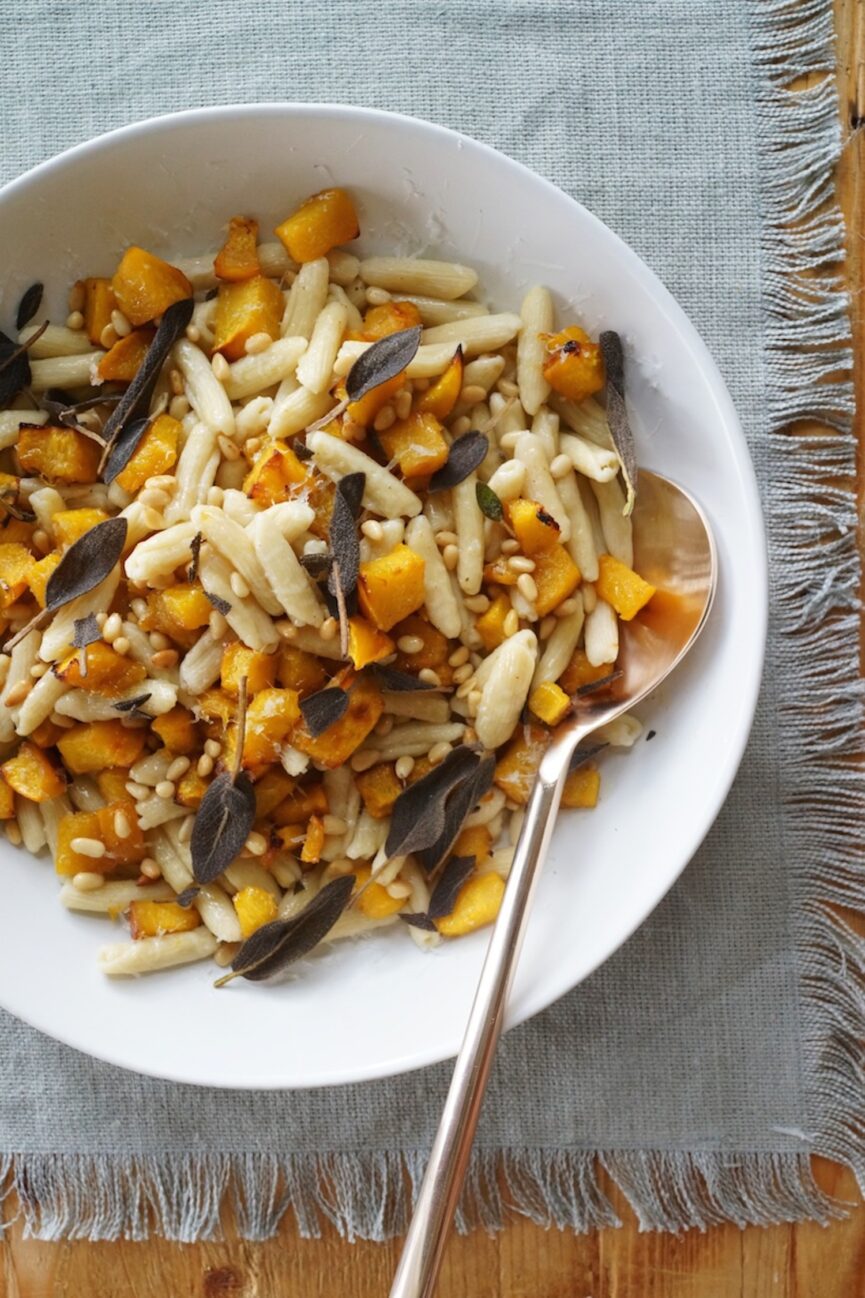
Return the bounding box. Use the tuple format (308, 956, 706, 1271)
(390, 469, 717, 1298)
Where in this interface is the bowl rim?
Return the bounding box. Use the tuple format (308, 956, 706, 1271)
(0, 103, 768, 1088)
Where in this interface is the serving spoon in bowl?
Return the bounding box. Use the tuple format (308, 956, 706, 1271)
(390, 468, 717, 1298)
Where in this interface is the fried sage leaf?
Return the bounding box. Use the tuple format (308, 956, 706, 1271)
(99, 297, 194, 468)
(370, 664, 439, 692)
(427, 855, 476, 919)
(399, 912, 438, 932)
(175, 885, 201, 908)
(476, 481, 504, 522)
(204, 589, 231, 616)
(575, 669, 623, 697)
(16, 283, 44, 330)
(599, 330, 637, 516)
(300, 686, 349, 738)
(429, 431, 489, 493)
(220, 874, 356, 984)
(190, 770, 256, 886)
(415, 753, 496, 873)
(568, 741, 607, 774)
(0, 329, 31, 406)
(345, 325, 422, 403)
(188, 532, 203, 583)
(72, 614, 101, 649)
(299, 551, 332, 578)
(102, 414, 153, 485)
(112, 692, 153, 715)
(385, 746, 481, 860)
(327, 473, 363, 614)
(47, 516, 128, 611)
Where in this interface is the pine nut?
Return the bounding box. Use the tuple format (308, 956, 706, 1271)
(211, 353, 230, 382)
(555, 597, 579, 618)
(498, 430, 520, 451)
(386, 880, 412, 900)
(319, 617, 338, 641)
(448, 645, 470, 666)
(66, 310, 85, 331)
(149, 632, 170, 651)
(230, 571, 249, 599)
(442, 544, 459, 571)
(126, 780, 150, 800)
(550, 453, 572, 480)
(428, 741, 452, 765)
(140, 858, 162, 880)
(102, 612, 123, 643)
(110, 309, 132, 338)
(113, 810, 132, 839)
(244, 831, 268, 856)
(418, 668, 441, 686)
(361, 520, 384, 541)
(185, 324, 201, 343)
(581, 584, 597, 613)
(394, 389, 412, 420)
(206, 486, 225, 507)
(113, 636, 131, 656)
(350, 749, 381, 772)
(452, 663, 473, 684)
(4, 821, 22, 846)
(500, 538, 520, 555)
(218, 434, 240, 462)
(32, 528, 51, 554)
(244, 331, 273, 355)
(395, 755, 415, 780)
(4, 681, 30, 707)
(508, 555, 536, 574)
(209, 611, 228, 638)
(374, 715, 394, 737)
(517, 573, 538, 602)
(197, 754, 214, 778)
(397, 635, 424, 655)
(155, 781, 176, 800)
(169, 368, 184, 395)
(373, 405, 396, 431)
(72, 871, 105, 891)
(70, 836, 106, 859)
(496, 377, 519, 398)
(467, 689, 483, 714)
(151, 649, 179, 670)
(460, 384, 487, 405)
(365, 286, 391, 306)
(169, 395, 190, 420)
(166, 756, 191, 782)
(99, 323, 118, 349)
(276, 619, 297, 639)
(503, 609, 520, 637)
(539, 615, 557, 639)
(204, 739, 222, 758)
(30, 663, 47, 678)
(214, 941, 241, 968)
(463, 595, 490, 614)
(451, 416, 472, 437)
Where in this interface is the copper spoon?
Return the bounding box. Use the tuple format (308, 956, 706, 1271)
(390, 469, 718, 1298)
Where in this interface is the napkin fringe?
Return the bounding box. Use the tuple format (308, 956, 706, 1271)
(750, 0, 865, 1210)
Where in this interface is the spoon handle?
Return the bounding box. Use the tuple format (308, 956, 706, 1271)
(389, 747, 573, 1298)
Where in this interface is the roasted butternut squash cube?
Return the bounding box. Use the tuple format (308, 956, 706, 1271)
(475, 592, 511, 652)
(52, 508, 110, 549)
(482, 557, 517, 588)
(392, 614, 452, 677)
(347, 617, 394, 670)
(276, 644, 328, 696)
(436, 871, 504, 937)
(354, 864, 404, 919)
(27, 551, 61, 608)
(29, 718, 64, 749)
(505, 497, 561, 554)
(221, 642, 277, 696)
(57, 721, 147, 775)
(377, 411, 449, 480)
(361, 300, 422, 340)
(95, 800, 146, 862)
(291, 675, 383, 769)
(212, 275, 283, 361)
(115, 413, 180, 494)
(253, 766, 296, 819)
(532, 545, 581, 617)
(272, 781, 328, 825)
(358, 545, 426, 632)
(355, 762, 401, 820)
(176, 767, 210, 809)
(0, 774, 14, 820)
(111, 246, 193, 327)
(301, 472, 336, 539)
(561, 764, 600, 809)
(129, 900, 202, 939)
(494, 724, 550, 805)
(233, 885, 277, 938)
(152, 706, 199, 755)
(0, 543, 34, 609)
(416, 347, 463, 420)
(243, 688, 301, 767)
(81, 277, 116, 345)
(541, 326, 605, 403)
(55, 642, 147, 696)
(17, 424, 100, 485)
(529, 681, 572, 727)
(96, 769, 133, 803)
(558, 648, 615, 695)
(214, 216, 260, 282)
(275, 188, 359, 263)
(1, 741, 66, 802)
(347, 372, 404, 427)
(453, 823, 493, 864)
(596, 553, 656, 622)
(97, 327, 155, 383)
(243, 441, 308, 506)
(196, 688, 235, 728)
(300, 813, 325, 864)
(142, 584, 212, 644)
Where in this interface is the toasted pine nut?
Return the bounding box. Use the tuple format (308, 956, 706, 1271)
(319, 617, 338, 642)
(140, 858, 162, 880)
(230, 571, 250, 599)
(155, 780, 176, 800)
(244, 831, 268, 856)
(448, 645, 470, 666)
(166, 756, 191, 782)
(204, 739, 222, 758)
(197, 754, 214, 777)
(66, 310, 85, 331)
(517, 573, 538, 602)
(244, 331, 273, 355)
(452, 663, 473, 684)
(503, 609, 520, 637)
(361, 520, 384, 541)
(72, 871, 105, 891)
(397, 635, 424, 655)
(113, 810, 132, 839)
(460, 384, 487, 405)
(428, 741, 452, 765)
(211, 353, 230, 382)
(4, 821, 22, 846)
(508, 555, 536, 574)
(418, 668, 441, 686)
(70, 836, 106, 859)
(442, 544, 459, 571)
(500, 538, 520, 555)
(99, 323, 118, 349)
(395, 755, 415, 780)
(4, 681, 30, 707)
(350, 749, 381, 772)
(151, 649, 179, 669)
(113, 636, 131, 656)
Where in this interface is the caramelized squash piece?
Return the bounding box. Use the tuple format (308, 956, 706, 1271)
(347, 617, 394, 670)
(392, 614, 452, 677)
(361, 300, 422, 340)
(214, 216, 260, 282)
(482, 558, 517, 588)
(453, 823, 492, 864)
(97, 328, 154, 383)
(272, 781, 328, 826)
(141, 584, 212, 644)
(233, 886, 277, 938)
(358, 545, 426, 632)
(354, 865, 404, 919)
(96, 769, 134, 803)
(56, 799, 146, 877)
(243, 441, 308, 506)
(1, 741, 66, 803)
(415, 347, 463, 420)
(436, 872, 504, 937)
(355, 762, 401, 820)
(253, 766, 296, 820)
(300, 814, 326, 864)
(129, 900, 202, 939)
(541, 326, 605, 403)
(528, 680, 571, 727)
(221, 642, 277, 696)
(276, 644, 328, 697)
(0, 774, 15, 820)
(291, 675, 383, 769)
(595, 553, 656, 621)
(377, 411, 449, 479)
(558, 648, 615, 695)
(0, 543, 34, 609)
(152, 705, 200, 755)
(242, 688, 301, 767)
(212, 275, 283, 361)
(493, 724, 550, 805)
(82, 277, 116, 346)
(55, 642, 147, 696)
(275, 188, 359, 263)
(505, 497, 561, 554)
(561, 764, 600, 809)
(475, 592, 511, 652)
(52, 508, 110, 549)
(17, 424, 101, 485)
(116, 413, 180, 494)
(347, 372, 404, 427)
(57, 721, 147, 775)
(176, 767, 210, 809)
(111, 246, 193, 327)
(29, 718, 64, 749)
(27, 552, 61, 608)
(532, 545, 581, 617)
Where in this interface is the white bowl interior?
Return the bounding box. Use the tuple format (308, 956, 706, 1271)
(0, 106, 766, 1088)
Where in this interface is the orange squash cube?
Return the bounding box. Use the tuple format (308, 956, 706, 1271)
(276, 644, 328, 697)
(129, 900, 202, 939)
(528, 680, 572, 727)
(354, 865, 404, 919)
(233, 885, 278, 938)
(416, 347, 463, 420)
(243, 688, 301, 767)
(56, 799, 146, 876)
(494, 724, 550, 805)
(1, 741, 66, 802)
(115, 413, 180, 494)
(214, 216, 260, 282)
(453, 823, 492, 864)
(558, 648, 615, 694)
(532, 545, 581, 617)
(358, 545, 426, 632)
(176, 767, 210, 809)
(482, 558, 517, 588)
(275, 188, 359, 263)
(561, 764, 600, 809)
(212, 275, 283, 361)
(141, 584, 212, 644)
(29, 718, 64, 749)
(253, 767, 296, 819)
(97, 328, 155, 383)
(272, 781, 328, 825)
(151, 706, 200, 755)
(596, 553, 656, 621)
(57, 721, 147, 775)
(347, 617, 394, 670)
(243, 441, 308, 506)
(0, 774, 15, 820)
(55, 642, 147, 696)
(291, 675, 383, 769)
(392, 614, 452, 677)
(17, 424, 101, 485)
(475, 592, 512, 651)
(355, 762, 402, 820)
(300, 813, 325, 864)
(96, 769, 134, 803)
(0, 543, 34, 609)
(541, 326, 605, 403)
(52, 508, 109, 549)
(505, 497, 561, 554)
(82, 277, 116, 345)
(361, 300, 422, 340)
(221, 642, 277, 696)
(196, 688, 235, 728)
(436, 871, 504, 937)
(377, 411, 449, 479)
(27, 552, 61, 608)
(111, 246, 193, 327)
(347, 372, 405, 427)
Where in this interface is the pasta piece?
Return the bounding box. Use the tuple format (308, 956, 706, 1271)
(404, 515, 462, 638)
(306, 431, 422, 517)
(197, 550, 279, 651)
(29, 354, 103, 390)
(174, 338, 235, 439)
(333, 340, 458, 380)
(163, 422, 218, 525)
(359, 257, 478, 300)
(40, 794, 73, 858)
(195, 883, 243, 942)
(150, 829, 194, 892)
(516, 286, 553, 416)
(98, 928, 217, 976)
(0, 628, 41, 741)
(59, 880, 174, 913)
(295, 301, 347, 394)
(267, 381, 332, 440)
(559, 432, 619, 482)
(596, 713, 643, 747)
(223, 336, 307, 401)
(281, 257, 330, 339)
(16, 671, 68, 735)
(346, 811, 388, 861)
(382, 692, 451, 724)
(0, 409, 48, 450)
(532, 597, 585, 688)
(584, 599, 619, 667)
(473, 629, 537, 749)
(136, 798, 188, 831)
(591, 478, 634, 566)
(40, 569, 120, 662)
(18, 324, 94, 357)
(451, 474, 485, 595)
(191, 504, 282, 615)
(486, 458, 526, 502)
(531, 407, 559, 460)
(421, 314, 522, 355)
(224, 861, 281, 899)
(399, 295, 488, 326)
(366, 722, 466, 761)
(17, 797, 47, 853)
(514, 431, 570, 541)
(125, 521, 197, 585)
(54, 680, 178, 721)
(248, 511, 325, 627)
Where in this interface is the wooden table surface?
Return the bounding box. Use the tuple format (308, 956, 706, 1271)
(2, 3, 864, 1294)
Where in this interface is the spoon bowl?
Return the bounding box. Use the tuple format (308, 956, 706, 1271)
(392, 470, 718, 1298)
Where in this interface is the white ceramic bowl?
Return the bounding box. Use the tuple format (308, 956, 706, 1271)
(0, 105, 766, 1088)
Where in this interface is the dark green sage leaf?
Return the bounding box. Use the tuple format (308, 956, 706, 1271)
(222, 874, 356, 984)
(299, 551, 332, 578)
(72, 614, 101, 649)
(429, 431, 489, 493)
(399, 912, 437, 932)
(345, 325, 422, 403)
(476, 481, 504, 522)
(175, 885, 201, 908)
(204, 589, 231, 616)
(16, 283, 44, 330)
(46, 516, 127, 611)
(415, 753, 496, 873)
(427, 855, 475, 919)
(370, 664, 439, 692)
(386, 747, 481, 860)
(599, 330, 637, 515)
(187, 532, 202, 583)
(191, 770, 256, 885)
(113, 692, 153, 714)
(102, 414, 153, 485)
(300, 686, 349, 738)
(0, 329, 31, 405)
